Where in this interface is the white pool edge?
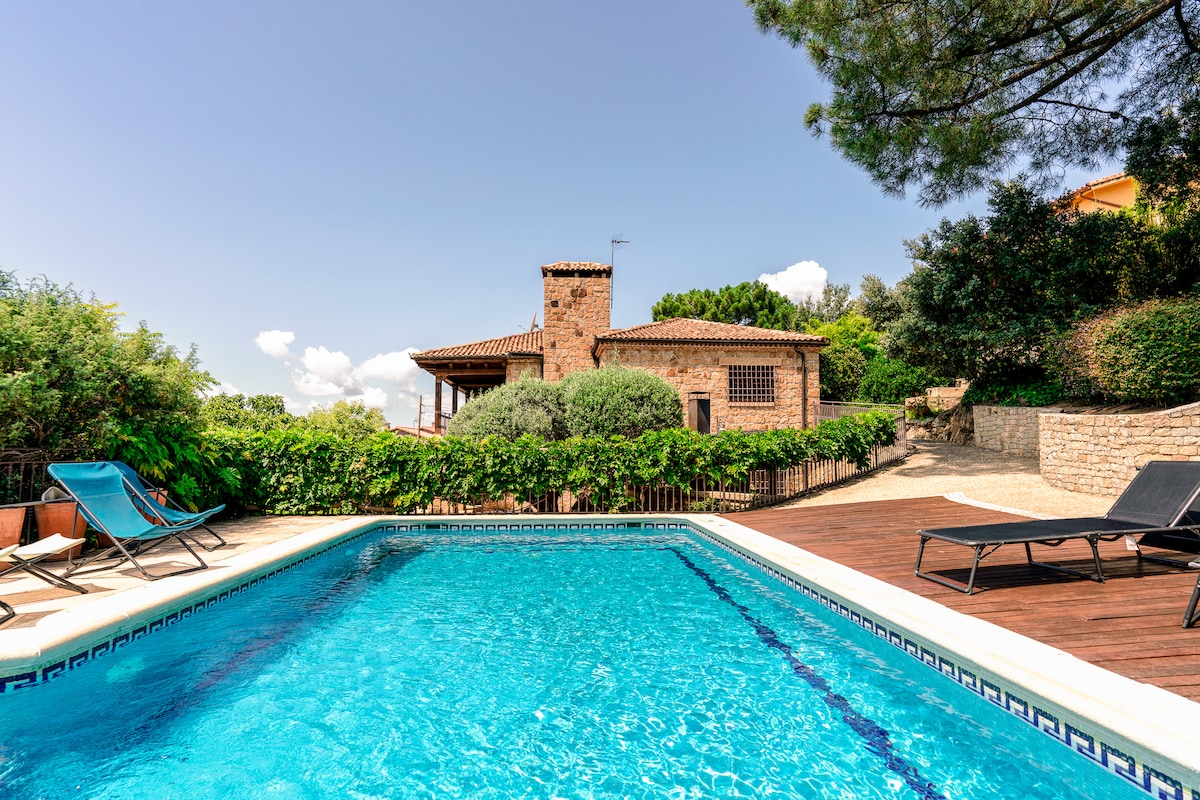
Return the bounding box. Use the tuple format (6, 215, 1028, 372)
(692, 513, 1200, 798)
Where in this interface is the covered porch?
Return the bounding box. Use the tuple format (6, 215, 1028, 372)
(411, 331, 544, 433)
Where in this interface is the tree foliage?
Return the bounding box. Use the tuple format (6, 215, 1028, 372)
(1125, 96, 1200, 218)
(0, 273, 211, 452)
(853, 274, 903, 329)
(202, 393, 295, 432)
(652, 281, 797, 329)
(297, 400, 389, 440)
(748, 0, 1200, 204)
(856, 357, 948, 404)
(886, 181, 1193, 382)
(799, 281, 851, 325)
(0, 272, 214, 503)
(817, 340, 868, 401)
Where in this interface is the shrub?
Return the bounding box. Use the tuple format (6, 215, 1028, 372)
(445, 377, 567, 441)
(560, 366, 682, 438)
(1053, 296, 1200, 405)
(960, 373, 1066, 407)
(855, 357, 948, 404)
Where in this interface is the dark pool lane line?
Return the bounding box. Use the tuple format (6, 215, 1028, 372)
(669, 547, 947, 800)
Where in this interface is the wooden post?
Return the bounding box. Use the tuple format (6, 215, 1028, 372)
(434, 375, 444, 433)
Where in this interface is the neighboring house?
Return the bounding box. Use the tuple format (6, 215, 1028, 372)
(1065, 172, 1136, 213)
(412, 261, 827, 433)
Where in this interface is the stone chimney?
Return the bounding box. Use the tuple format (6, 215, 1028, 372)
(541, 261, 612, 382)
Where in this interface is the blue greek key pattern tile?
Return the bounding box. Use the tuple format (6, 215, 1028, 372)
(685, 522, 1197, 800)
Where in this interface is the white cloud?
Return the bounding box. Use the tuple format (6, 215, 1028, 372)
(356, 349, 420, 386)
(255, 330, 295, 359)
(292, 370, 345, 397)
(281, 395, 311, 415)
(758, 261, 828, 305)
(252, 332, 428, 425)
(355, 386, 390, 409)
(299, 346, 356, 387)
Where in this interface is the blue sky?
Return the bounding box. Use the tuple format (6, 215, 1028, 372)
(0, 2, 1111, 427)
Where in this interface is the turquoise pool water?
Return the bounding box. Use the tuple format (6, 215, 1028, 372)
(0, 525, 1147, 799)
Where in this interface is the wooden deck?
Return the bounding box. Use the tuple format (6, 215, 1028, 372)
(723, 497, 1200, 702)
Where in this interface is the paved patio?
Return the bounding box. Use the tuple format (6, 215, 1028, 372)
(0, 515, 353, 629)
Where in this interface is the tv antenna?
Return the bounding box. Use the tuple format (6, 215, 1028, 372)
(610, 236, 629, 268)
(519, 313, 539, 333)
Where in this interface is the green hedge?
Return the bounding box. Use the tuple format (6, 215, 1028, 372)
(1051, 296, 1200, 405)
(198, 411, 898, 515)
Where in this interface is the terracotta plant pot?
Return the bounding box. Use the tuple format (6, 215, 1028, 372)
(135, 488, 169, 524)
(0, 506, 26, 549)
(33, 502, 86, 561)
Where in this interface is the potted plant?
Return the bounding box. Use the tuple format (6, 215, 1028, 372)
(0, 506, 26, 549)
(33, 487, 86, 561)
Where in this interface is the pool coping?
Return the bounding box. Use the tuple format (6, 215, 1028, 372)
(1, 513, 1197, 798)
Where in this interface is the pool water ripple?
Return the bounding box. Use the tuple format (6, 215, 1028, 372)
(0, 527, 1152, 799)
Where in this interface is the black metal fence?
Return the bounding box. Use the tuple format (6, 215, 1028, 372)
(0, 450, 76, 505)
(0, 450, 87, 544)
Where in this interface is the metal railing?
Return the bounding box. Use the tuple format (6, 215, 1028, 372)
(0, 449, 88, 544)
(0, 450, 81, 505)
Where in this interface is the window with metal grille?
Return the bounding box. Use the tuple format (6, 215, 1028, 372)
(727, 364, 775, 403)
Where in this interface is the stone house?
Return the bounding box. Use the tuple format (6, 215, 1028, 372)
(412, 261, 827, 433)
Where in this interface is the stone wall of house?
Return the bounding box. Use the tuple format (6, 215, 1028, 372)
(973, 405, 1060, 457)
(505, 357, 543, 382)
(1039, 401, 1200, 495)
(597, 344, 822, 430)
(542, 263, 611, 382)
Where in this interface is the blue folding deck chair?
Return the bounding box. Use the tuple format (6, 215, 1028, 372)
(47, 462, 208, 581)
(110, 461, 227, 551)
(915, 460, 1200, 594)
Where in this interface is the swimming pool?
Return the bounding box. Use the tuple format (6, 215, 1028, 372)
(0, 519, 1193, 798)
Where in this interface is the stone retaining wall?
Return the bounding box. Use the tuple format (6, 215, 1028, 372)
(973, 406, 1058, 457)
(1039, 401, 1200, 495)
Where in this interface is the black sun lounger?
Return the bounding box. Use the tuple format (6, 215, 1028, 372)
(915, 460, 1200, 594)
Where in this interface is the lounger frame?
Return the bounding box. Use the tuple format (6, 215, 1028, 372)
(915, 461, 1200, 595)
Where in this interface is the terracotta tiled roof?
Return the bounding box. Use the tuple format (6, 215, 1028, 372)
(1070, 171, 1128, 193)
(390, 424, 440, 438)
(596, 318, 827, 346)
(541, 261, 612, 276)
(413, 331, 543, 361)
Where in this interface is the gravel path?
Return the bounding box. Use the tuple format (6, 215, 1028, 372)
(780, 440, 1113, 519)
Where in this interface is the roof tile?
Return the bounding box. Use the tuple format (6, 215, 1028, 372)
(597, 317, 827, 345)
(413, 331, 543, 360)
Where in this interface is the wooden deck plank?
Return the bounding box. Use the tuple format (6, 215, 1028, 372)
(722, 496, 1200, 701)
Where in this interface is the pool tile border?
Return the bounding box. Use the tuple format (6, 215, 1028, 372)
(686, 520, 1198, 800)
(0, 521, 404, 693)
